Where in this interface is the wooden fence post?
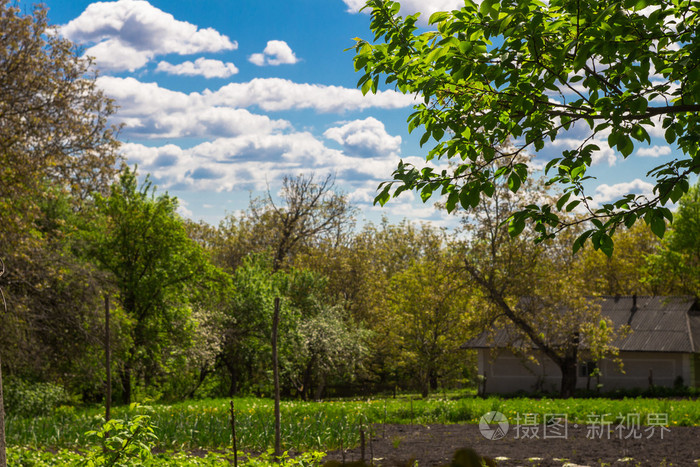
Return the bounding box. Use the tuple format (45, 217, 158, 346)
(105, 295, 111, 423)
(272, 297, 281, 459)
(230, 400, 238, 467)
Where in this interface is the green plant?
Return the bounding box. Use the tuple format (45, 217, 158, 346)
(81, 403, 158, 467)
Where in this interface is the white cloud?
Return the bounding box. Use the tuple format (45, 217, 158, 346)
(550, 137, 617, 166)
(341, 0, 367, 12)
(176, 199, 193, 219)
(97, 77, 414, 131)
(98, 77, 291, 138)
(212, 78, 415, 113)
(343, 0, 464, 24)
(592, 179, 655, 206)
(637, 145, 672, 158)
(156, 58, 239, 78)
(249, 40, 299, 66)
(119, 130, 399, 194)
(324, 117, 401, 157)
(61, 0, 237, 71)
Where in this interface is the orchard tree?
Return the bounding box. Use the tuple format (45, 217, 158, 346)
(219, 173, 353, 455)
(577, 223, 661, 295)
(387, 257, 470, 397)
(453, 163, 624, 397)
(293, 302, 369, 400)
(218, 254, 277, 396)
(354, 0, 700, 254)
(85, 168, 222, 404)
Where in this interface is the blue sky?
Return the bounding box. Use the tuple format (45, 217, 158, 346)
(27, 0, 686, 228)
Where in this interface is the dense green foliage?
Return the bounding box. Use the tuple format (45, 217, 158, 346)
(353, 0, 700, 254)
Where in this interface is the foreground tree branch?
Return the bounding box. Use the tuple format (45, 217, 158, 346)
(354, 0, 700, 255)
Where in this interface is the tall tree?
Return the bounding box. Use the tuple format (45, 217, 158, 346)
(0, 1, 119, 253)
(645, 181, 700, 296)
(220, 173, 353, 455)
(354, 0, 700, 253)
(85, 168, 220, 404)
(577, 223, 661, 295)
(0, 2, 119, 459)
(453, 166, 622, 397)
(387, 257, 470, 397)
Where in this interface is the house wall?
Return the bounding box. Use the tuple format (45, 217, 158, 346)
(477, 349, 692, 394)
(598, 351, 689, 390)
(693, 354, 700, 387)
(478, 349, 570, 394)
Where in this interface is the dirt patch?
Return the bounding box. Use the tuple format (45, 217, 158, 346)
(322, 423, 700, 466)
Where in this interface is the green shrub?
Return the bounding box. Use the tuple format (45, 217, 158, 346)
(3, 378, 72, 417)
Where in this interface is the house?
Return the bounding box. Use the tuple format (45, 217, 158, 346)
(462, 295, 700, 394)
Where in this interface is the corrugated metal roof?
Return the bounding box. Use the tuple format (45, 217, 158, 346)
(462, 295, 699, 353)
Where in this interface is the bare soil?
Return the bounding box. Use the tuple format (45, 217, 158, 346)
(322, 423, 700, 466)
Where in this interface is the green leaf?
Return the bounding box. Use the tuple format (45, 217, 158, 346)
(507, 172, 521, 192)
(566, 200, 581, 212)
(573, 230, 592, 254)
(374, 186, 391, 206)
(445, 190, 459, 212)
(556, 192, 572, 211)
(664, 127, 676, 144)
(429, 11, 451, 23)
(599, 233, 614, 257)
(650, 213, 666, 238)
(419, 131, 431, 146)
(618, 134, 634, 157)
(508, 215, 526, 237)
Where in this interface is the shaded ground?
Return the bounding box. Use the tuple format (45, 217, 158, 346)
(322, 423, 700, 466)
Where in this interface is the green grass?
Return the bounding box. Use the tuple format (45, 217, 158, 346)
(6, 395, 700, 453)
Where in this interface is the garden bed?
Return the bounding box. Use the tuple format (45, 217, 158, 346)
(323, 423, 700, 466)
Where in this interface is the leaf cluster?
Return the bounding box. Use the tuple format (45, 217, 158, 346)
(354, 0, 700, 254)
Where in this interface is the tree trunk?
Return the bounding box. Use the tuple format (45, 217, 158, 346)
(120, 365, 132, 405)
(420, 371, 430, 398)
(314, 374, 325, 401)
(301, 356, 316, 401)
(429, 369, 438, 391)
(186, 366, 210, 399)
(560, 358, 577, 398)
(226, 362, 238, 397)
(0, 354, 6, 467)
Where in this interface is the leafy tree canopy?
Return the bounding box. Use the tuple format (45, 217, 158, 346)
(354, 0, 700, 255)
(85, 167, 225, 403)
(0, 0, 120, 250)
(645, 181, 700, 296)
